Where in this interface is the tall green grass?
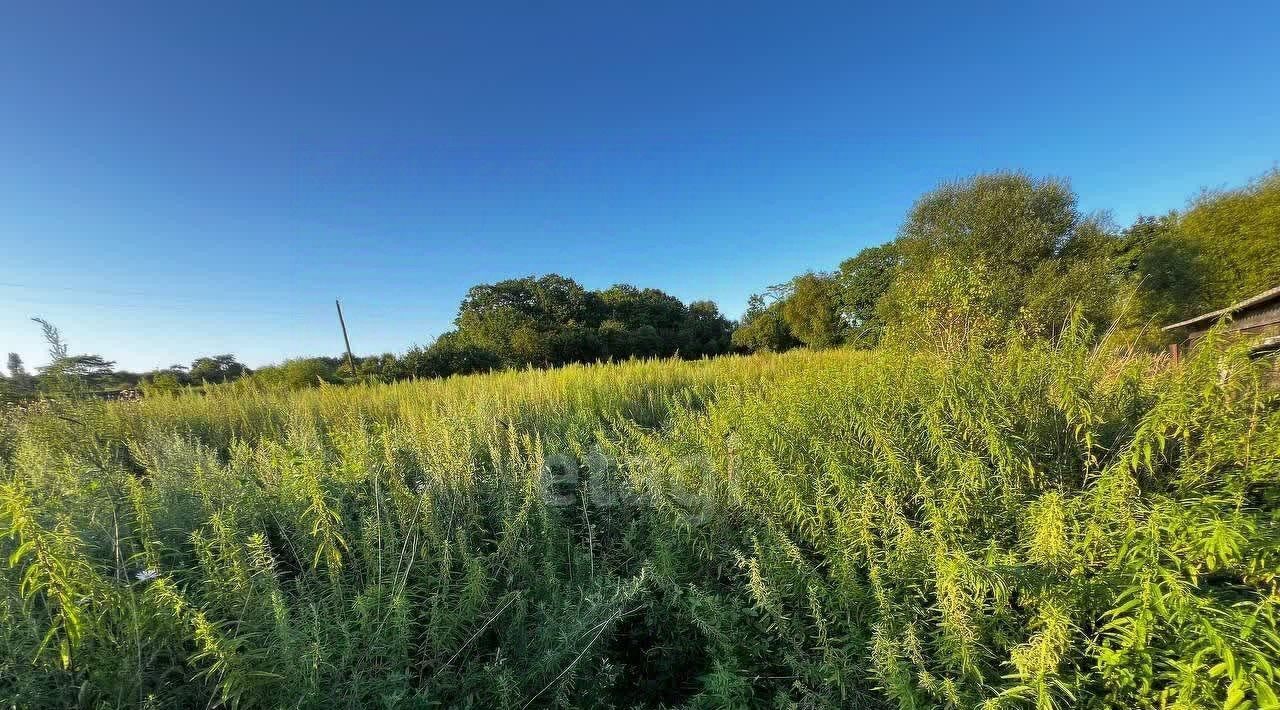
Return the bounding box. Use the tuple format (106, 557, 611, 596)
(2, 333, 1277, 708)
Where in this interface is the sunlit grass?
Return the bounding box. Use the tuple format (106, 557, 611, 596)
(2, 334, 1278, 708)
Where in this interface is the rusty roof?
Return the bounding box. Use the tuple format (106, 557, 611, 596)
(1162, 285, 1280, 332)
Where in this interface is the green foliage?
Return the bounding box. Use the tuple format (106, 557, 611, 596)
(781, 272, 846, 348)
(896, 171, 1079, 278)
(449, 274, 733, 369)
(884, 172, 1107, 344)
(1177, 169, 1280, 310)
(401, 332, 504, 379)
(0, 355, 33, 403)
(600, 284, 687, 333)
(732, 293, 800, 353)
(678, 301, 735, 358)
(353, 352, 406, 382)
(141, 372, 182, 397)
(1019, 218, 1130, 339)
(878, 257, 1008, 351)
(835, 243, 901, 345)
(455, 274, 602, 366)
(29, 318, 117, 398)
(752, 168, 1280, 358)
(1120, 214, 1202, 326)
(188, 354, 248, 384)
(5, 354, 24, 379)
(249, 357, 341, 390)
(1, 330, 1276, 708)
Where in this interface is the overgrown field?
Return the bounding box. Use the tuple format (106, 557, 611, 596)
(2, 331, 1279, 709)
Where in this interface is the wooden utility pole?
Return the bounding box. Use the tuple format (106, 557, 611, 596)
(335, 299, 357, 379)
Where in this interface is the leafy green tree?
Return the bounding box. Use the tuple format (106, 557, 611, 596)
(402, 333, 503, 379)
(550, 325, 605, 364)
(598, 285, 689, 359)
(884, 172, 1131, 342)
(355, 353, 406, 382)
(1018, 218, 1128, 338)
(30, 318, 117, 397)
(1118, 215, 1207, 328)
(897, 172, 1078, 280)
(251, 358, 340, 390)
(878, 257, 1006, 352)
(597, 319, 631, 359)
(189, 354, 248, 384)
(1165, 169, 1280, 314)
(892, 173, 1079, 330)
(141, 371, 183, 396)
(599, 285, 687, 332)
(4, 353, 34, 399)
(448, 275, 722, 369)
(149, 364, 192, 386)
(1020, 256, 1125, 340)
(456, 274, 605, 366)
(7, 353, 26, 379)
(509, 324, 553, 366)
(781, 272, 845, 348)
(458, 274, 603, 332)
(41, 355, 118, 396)
(676, 301, 734, 358)
(834, 243, 901, 345)
(628, 325, 664, 358)
(732, 294, 798, 353)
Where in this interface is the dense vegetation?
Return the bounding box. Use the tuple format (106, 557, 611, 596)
(2, 323, 1278, 708)
(734, 169, 1280, 354)
(5, 169, 1275, 400)
(2, 279, 736, 399)
(2, 167, 1278, 708)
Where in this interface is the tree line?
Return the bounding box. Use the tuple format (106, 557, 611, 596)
(4, 167, 1276, 398)
(1, 277, 735, 397)
(733, 168, 1280, 354)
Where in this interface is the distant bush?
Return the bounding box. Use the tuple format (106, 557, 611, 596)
(249, 357, 341, 390)
(140, 371, 182, 397)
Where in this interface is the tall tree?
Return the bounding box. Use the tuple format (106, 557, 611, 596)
(732, 294, 799, 353)
(3, 352, 34, 398)
(189, 354, 248, 384)
(896, 171, 1079, 280)
(599, 285, 687, 332)
(401, 332, 502, 379)
(877, 257, 1007, 352)
(31, 318, 116, 397)
(882, 172, 1101, 342)
(677, 301, 734, 358)
(7, 353, 26, 379)
(1171, 169, 1280, 313)
(456, 274, 604, 365)
(781, 273, 845, 348)
(834, 243, 901, 345)
(1120, 214, 1206, 325)
(598, 285, 688, 358)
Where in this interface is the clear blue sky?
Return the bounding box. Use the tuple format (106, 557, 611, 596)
(3, 2, 1278, 371)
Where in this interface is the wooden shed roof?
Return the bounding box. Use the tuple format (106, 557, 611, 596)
(1162, 285, 1280, 332)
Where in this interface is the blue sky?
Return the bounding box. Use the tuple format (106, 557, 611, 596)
(2, 2, 1278, 371)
